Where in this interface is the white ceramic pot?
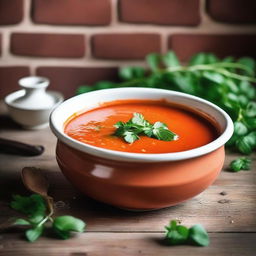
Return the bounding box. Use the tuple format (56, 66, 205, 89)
(5, 76, 63, 129)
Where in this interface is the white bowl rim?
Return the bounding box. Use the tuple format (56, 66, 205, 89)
(50, 88, 234, 163)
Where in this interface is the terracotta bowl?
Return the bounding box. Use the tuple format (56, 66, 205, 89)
(50, 88, 233, 210)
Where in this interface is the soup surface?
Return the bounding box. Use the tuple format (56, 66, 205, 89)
(64, 100, 219, 154)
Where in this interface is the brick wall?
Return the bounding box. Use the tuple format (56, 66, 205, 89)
(0, 0, 256, 98)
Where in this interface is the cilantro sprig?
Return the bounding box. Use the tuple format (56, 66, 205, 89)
(229, 157, 251, 172)
(77, 51, 256, 157)
(114, 113, 178, 144)
(10, 194, 86, 242)
(165, 220, 209, 247)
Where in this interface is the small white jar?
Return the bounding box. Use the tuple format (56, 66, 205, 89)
(5, 76, 63, 129)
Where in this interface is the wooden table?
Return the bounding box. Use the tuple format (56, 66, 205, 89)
(0, 102, 255, 256)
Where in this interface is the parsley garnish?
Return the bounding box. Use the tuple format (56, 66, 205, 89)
(114, 113, 178, 144)
(10, 194, 86, 242)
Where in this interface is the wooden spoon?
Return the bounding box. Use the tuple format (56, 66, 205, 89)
(21, 167, 53, 215)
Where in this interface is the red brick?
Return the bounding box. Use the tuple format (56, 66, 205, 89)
(36, 67, 119, 98)
(32, 0, 111, 26)
(11, 33, 85, 58)
(0, 67, 30, 98)
(119, 0, 200, 26)
(0, 0, 23, 25)
(92, 34, 161, 60)
(207, 0, 256, 24)
(0, 34, 2, 56)
(169, 34, 256, 61)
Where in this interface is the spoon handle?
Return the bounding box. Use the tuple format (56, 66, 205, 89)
(0, 138, 44, 156)
(45, 196, 54, 216)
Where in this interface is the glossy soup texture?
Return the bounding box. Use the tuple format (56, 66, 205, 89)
(64, 100, 219, 154)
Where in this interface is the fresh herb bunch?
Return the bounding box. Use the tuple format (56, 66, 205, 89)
(10, 194, 86, 242)
(165, 220, 209, 247)
(77, 51, 256, 155)
(229, 157, 251, 172)
(114, 112, 178, 143)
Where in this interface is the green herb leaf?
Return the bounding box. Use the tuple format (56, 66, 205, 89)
(26, 225, 44, 242)
(53, 216, 86, 233)
(114, 113, 178, 144)
(188, 224, 210, 247)
(123, 131, 140, 144)
(152, 122, 178, 141)
(76, 85, 95, 94)
(53, 216, 86, 239)
(143, 126, 153, 137)
(189, 53, 207, 65)
(245, 117, 256, 129)
(172, 73, 197, 94)
(236, 132, 256, 154)
(239, 80, 256, 99)
(131, 113, 150, 127)
(165, 220, 189, 245)
(205, 53, 219, 64)
(234, 121, 248, 136)
(10, 194, 46, 223)
(203, 71, 224, 84)
(237, 57, 255, 76)
(119, 67, 145, 81)
(230, 157, 251, 172)
(10, 194, 87, 242)
(245, 102, 256, 117)
(146, 53, 161, 72)
(164, 221, 209, 247)
(162, 51, 180, 68)
(14, 218, 30, 225)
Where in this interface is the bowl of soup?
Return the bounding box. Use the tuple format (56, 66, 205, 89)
(50, 88, 233, 210)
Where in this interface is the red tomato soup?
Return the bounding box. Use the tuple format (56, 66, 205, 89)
(64, 100, 219, 154)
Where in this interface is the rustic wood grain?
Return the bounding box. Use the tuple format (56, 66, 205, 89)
(0, 102, 255, 255)
(1, 233, 256, 256)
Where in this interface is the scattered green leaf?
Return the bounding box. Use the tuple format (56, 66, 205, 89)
(165, 220, 189, 245)
(119, 67, 145, 81)
(53, 216, 86, 233)
(229, 157, 251, 172)
(10, 194, 86, 242)
(10, 194, 46, 223)
(13, 218, 30, 225)
(188, 224, 210, 247)
(26, 225, 44, 242)
(165, 220, 209, 247)
(146, 53, 161, 72)
(162, 51, 180, 68)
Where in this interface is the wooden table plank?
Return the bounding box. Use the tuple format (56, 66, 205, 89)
(0, 101, 255, 255)
(1, 232, 256, 256)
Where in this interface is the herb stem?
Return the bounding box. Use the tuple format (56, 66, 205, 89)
(216, 68, 256, 82)
(166, 65, 256, 82)
(237, 108, 244, 122)
(210, 62, 252, 73)
(37, 215, 50, 227)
